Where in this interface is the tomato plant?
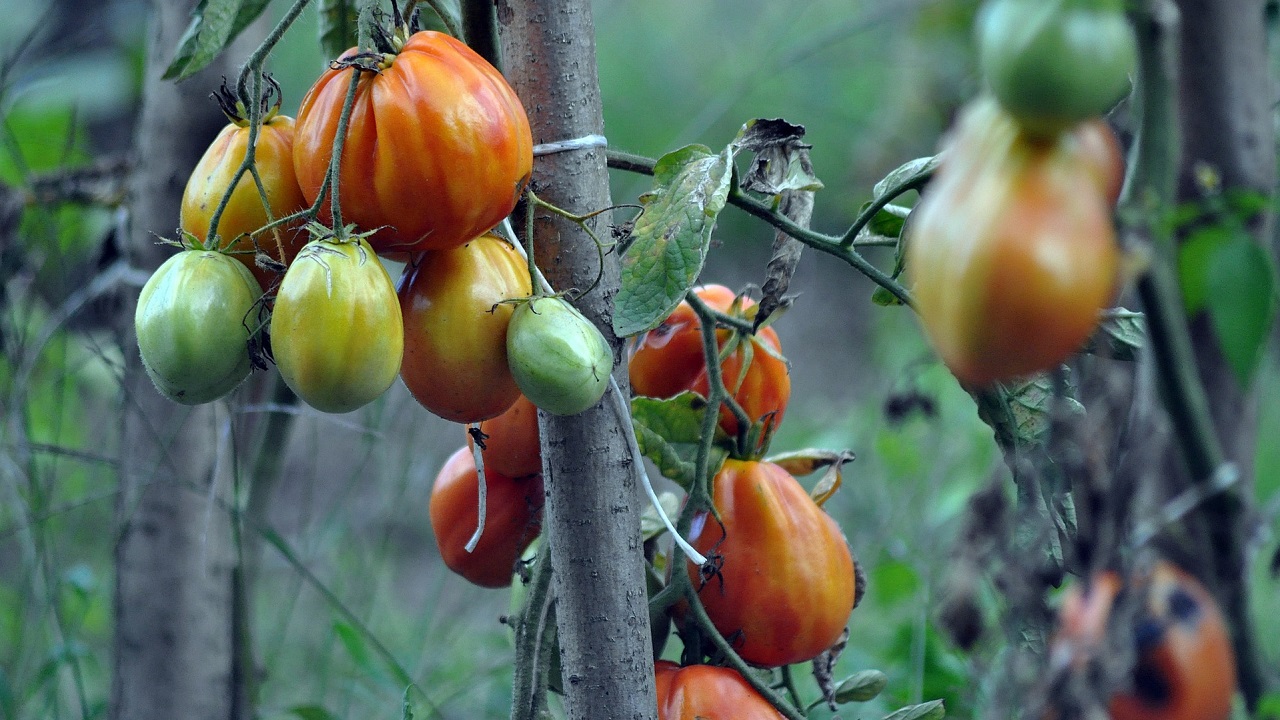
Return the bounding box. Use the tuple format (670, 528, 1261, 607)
(135, 249, 262, 405)
(629, 285, 790, 440)
(976, 0, 1136, 136)
(270, 236, 403, 413)
(686, 459, 857, 668)
(429, 446, 543, 589)
(506, 297, 613, 416)
(399, 233, 532, 423)
(906, 96, 1119, 386)
(180, 83, 308, 290)
(293, 30, 533, 255)
(474, 394, 541, 478)
(653, 661, 784, 720)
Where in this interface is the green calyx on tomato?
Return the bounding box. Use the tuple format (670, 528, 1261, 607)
(687, 458, 856, 668)
(135, 249, 263, 405)
(270, 232, 403, 413)
(905, 96, 1119, 386)
(977, 0, 1136, 136)
(506, 296, 613, 416)
(399, 233, 531, 423)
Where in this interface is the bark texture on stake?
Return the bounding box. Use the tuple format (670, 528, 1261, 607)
(112, 4, 254, 720)
(497, 1, 659, 718)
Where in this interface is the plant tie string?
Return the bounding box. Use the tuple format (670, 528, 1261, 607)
(533, 134, 608, 157)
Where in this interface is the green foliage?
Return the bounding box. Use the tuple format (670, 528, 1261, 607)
(165, 0, 274, 80)
(319, 0, 359, 59)
(630, 393, 726, 490)
(614, 145, 734, 338)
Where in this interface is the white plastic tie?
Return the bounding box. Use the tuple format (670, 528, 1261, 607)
(533, 134, 608, 157)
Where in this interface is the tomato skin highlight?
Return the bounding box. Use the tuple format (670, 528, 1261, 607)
(270, 237, 403, 413)
(180, 114, 308, 290)
(506, 297, 613, 416)
(687, 459, 856, 668)
(429, 446, 543, 588)
(654, 661, 784, 720)
(135, 250, 262, 405)
(398, 234, 532, 423)
(293, 31, 533, 254)
(628, 285, 790, 438)
(906, 97, 1118, 386)
(977, 0, 1136, 137)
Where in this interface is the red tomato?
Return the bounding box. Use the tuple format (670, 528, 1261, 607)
(181, 110, 308, 290)
(399, 233, 532, 423)
(429, 446, 543, 588)
(654, 661, 784, 720)
(293, 31, 533, 255)
(1070, 118, 1125, 206)
(473, 394, 541, 478)
(687, 459, 856, 667)
(907, 97, 1119, 386)
(629, 285, 790, 439)
(1051, 560, 1236, 720)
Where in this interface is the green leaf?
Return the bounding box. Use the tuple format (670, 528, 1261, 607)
(614, 144, 735, 338)
(640, 491, 682, 541)
(164, 0, 271, 81)
(1206, 234, 1276, 384)
(1081, 309, 1144, 360)
(287, 706, 341, 720)
(883, 699, 945, 720)
(334, 621, 386, 686)
(733, 118, 823, 195)
(1178, 225, 1233, 314)
(630, 393, 725, 489)
(872, 155, 939, 200)
(1005, 374, 1084, 447)
(834, 669, 888, 703)
(319, 0, 359, 59)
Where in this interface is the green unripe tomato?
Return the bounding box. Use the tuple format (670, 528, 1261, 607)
(135, 250, 262, 404)
(270, 237, 403, 413)
(977, 0, 1136, 137)
(506, 297, 612, 416)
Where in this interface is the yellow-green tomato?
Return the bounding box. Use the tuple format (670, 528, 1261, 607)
(506, 297, 612, 416)
(270, 238, 403, 413)
(135, 250, 262, 405)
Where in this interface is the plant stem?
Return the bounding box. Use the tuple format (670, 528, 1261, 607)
(510, 550, 554, 720)
(327, 67, 364, 237)
(234, 0, 314, 104)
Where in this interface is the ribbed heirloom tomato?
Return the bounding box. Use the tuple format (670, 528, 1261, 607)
(181, 84, 308, 290)
(399, 233, 531, 423)
(135, 250, 262, 404)
(654, 661, 784, 720)
(629, 285, 790, 438)
(271, 237, 403, 413)
(687, 459, 856, 667)
(906, 97, 1119, 386)
(429, 446, 543, 588)
(1051, 560, 1236, 720)
(293, 31, 533, 255)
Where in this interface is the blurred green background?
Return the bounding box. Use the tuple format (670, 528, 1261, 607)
(3, 0, 1278, 719)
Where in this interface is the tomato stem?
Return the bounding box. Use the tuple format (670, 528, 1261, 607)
(325, 66, 365, 239)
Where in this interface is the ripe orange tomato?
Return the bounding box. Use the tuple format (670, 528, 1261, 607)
(1052, 560, 1236, 720)
(181, 109, 308, 290)
(906, 97, 1119, 386)
(687, 459, 856, 667)
(293, 31, 533, 255)
(629, 285, 790, 439)
(270, 237, 403, 413)
(654, 661, 784, 720)
(1070, 118, 1125, 206)
(429, 446, 543, 588)
(399, 233, 532, 423)
(473, 394, 541, 478)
